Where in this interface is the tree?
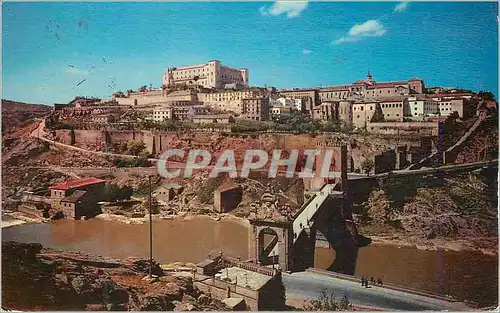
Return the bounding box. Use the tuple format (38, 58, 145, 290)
(117, 186, 133, 201)
(303, 289, 352, 311)
(103, 184, 121, 202)
(366, 189, 393, 222)
(322, 120, 341, 132)
(361, 158, 375, 175)
(478, 90, 495, 100)
(228, 115, 235, 123)
(127, 140, 145, 156)
(69, 128, 76, 146)
(139, 85, 148, 92)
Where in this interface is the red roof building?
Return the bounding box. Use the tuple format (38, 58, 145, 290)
(49, 177, 105, 190)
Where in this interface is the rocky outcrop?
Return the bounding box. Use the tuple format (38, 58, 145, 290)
(357, 171, 498, 252)
(2, 241, 229, 311)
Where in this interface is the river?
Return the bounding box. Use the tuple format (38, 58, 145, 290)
(2, 217, 497, 307)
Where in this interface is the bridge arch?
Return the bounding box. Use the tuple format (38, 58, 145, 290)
(257, 227, 281, 265)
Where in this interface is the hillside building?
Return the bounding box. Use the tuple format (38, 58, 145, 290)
(242, 98, 270, 121)
(199, 88, 266, 114)
(408, 96, 440, 117)
(49, 177, 105, 219)
(163, 60, 249, 89)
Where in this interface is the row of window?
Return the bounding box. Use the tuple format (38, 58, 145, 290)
(381, 103, 402, 108)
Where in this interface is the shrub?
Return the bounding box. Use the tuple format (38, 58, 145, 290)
(303, 289, 352, 311)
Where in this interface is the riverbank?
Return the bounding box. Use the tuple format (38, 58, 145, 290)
(317, 234, 497, 256)
(94, 212, 251, 228)
(367, 235, 498, 257)
(1, 217, 27, 228)
(2, 212, 43, 228)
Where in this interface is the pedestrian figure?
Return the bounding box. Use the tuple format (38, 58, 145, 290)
(361, 277, 365, 287)
(377, 277, 383, 286)
(370, 276, 375, 284)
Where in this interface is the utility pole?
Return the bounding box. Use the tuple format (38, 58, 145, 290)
(148, 175, 153, 278)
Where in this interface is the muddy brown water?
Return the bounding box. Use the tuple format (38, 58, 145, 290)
(2, 218, 498, 307)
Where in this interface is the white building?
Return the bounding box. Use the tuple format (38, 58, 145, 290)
(433, 97, 464, 117)
(163, 60, 248, 89)
(408, 96, 439, 117)
(270, 97, 303, 111)
(153, 107, 172, 122)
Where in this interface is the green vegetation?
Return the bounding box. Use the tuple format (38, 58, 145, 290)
(127, 140, 145, 156)
(360, 158, 375, 175)
(478, 90, 495, 100)
(51, 121, 76, 130)
(137, 111, 355, 134)
(103, 184, 134, 202)
(303, 289, 352, 311)
(112, 156, 151, 167)
(197, 174, 227, 204)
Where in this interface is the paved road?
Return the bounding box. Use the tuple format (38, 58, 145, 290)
(283, 271, 468, 311)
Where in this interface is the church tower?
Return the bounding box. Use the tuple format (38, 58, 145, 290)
(366, 71, 374, 84)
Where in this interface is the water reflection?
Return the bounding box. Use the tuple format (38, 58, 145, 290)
(315, 245, 498, 306)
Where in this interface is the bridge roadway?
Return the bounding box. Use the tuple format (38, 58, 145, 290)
(283, 269, 469, 311)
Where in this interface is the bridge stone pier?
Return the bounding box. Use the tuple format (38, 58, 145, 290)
(249, 144, 365, 274)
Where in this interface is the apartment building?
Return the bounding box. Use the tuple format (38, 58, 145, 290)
(408, 96, 440, 117)
(242, 98, 270, 121)
(378, 97, 410, 121)
(163, 60, 248, 89)
(432, 96, 466, 117)
(200, 88, 266, 114)
(352, 101, 382, 129)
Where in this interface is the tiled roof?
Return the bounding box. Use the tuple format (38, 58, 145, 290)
(320, 86, 350, 91)
(61, 190, 87, 203)
(49, 177, 105, 190)
(372, 82, 408, 88)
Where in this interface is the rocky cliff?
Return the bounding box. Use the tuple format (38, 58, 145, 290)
(2, 241, 229, 311)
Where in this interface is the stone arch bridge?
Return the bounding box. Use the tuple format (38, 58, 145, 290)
(247, 145, 368, 274)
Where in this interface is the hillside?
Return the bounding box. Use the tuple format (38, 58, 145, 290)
(2, 99, 52, 135)
(357, 170, 498, 254)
